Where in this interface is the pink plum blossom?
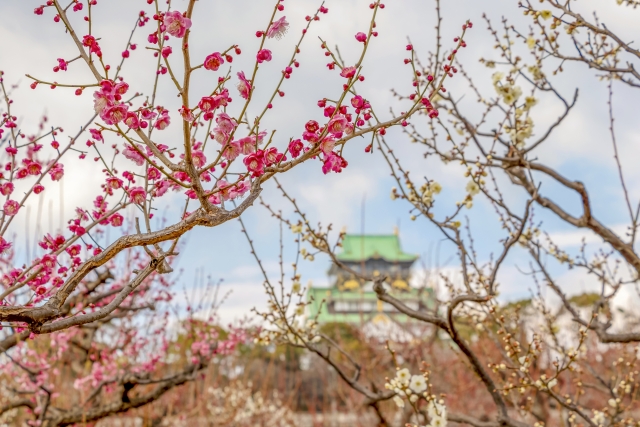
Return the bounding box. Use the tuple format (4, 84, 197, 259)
(327, 115, 349, 136)
(106, 176, 123, 190)
(263, 147, 285, 166)
(204, 52, 224, 71)
(216, 179, 249, 201)
(55, 58, 68, 72)
(322, 152, 347, 174)
(109, 213, 124, 227)
(179, 106, 194, 122)
(93, 91, 111, 114)
(234, 180, 250, 196)
(154, 109, 171, 130)
(141, 108, 157, 121)
(0, 182, 14, 196)
(122, 145, 145, 166)
(216, 113, 237, 134)
(100, 103, 128, 125)
(421, 97, 439, 118)
(221, 140, 242, 160)
(237, 136, 256, 154)
(153, 179, 171, 197)
(303, 131, 319, 143)
(199, 96, 216, 112)
(305, 120, 320, 132)
(216, 180, 233, 200)
(340, 66, 357, 79)
(128, 186, 147, 204)
(26, 161, 42, 176)
(236, 71, 252, 99)
(82, 34, 102, 56)
(213, 88, 231, 107)
(351, 95, 367, 110)
(3, 200, 20, 216)
(49, 163, 64, 181)
(191, 150, 207, 168)
(0, 237, 11, 255)
(257, 49, 272, 63)
(320, 137, 336, 155)
(124, 112, 140, 129)
(288, 139, 303, 158)
(163, 11, 192, 38)
(148, 168, 161, 180)
(212, 128, 232, 145)
(267, 16, 289, 40)
(243, 151, 265, 177)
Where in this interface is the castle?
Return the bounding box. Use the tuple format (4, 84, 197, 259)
(306, 233, 434, 330)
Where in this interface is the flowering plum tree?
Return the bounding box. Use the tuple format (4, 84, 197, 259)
(0, 0, 458, 424)
(251, 1, 640, 426)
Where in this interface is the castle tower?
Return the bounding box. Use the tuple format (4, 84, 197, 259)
(306, 233, 433, 326)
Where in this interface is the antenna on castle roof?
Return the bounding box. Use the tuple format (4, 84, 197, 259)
(360, 194, 366, 275)
(360, 193, 366, 237)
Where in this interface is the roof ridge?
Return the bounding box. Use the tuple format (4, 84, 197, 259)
(343, 234, 399, 237)
(337, 233, 418, 262)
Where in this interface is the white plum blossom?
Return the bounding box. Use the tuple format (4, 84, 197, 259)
(428, 400, 447, 426)
(591, 410, 606, 425)
(466, 180, 480, 196)
(396, 368, 411, 384)
(393, 395, 405, 408)
(291, 281, 301, 293)
(409, 375, 427, 394)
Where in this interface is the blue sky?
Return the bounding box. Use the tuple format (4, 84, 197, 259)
(1, 0, 638, 322)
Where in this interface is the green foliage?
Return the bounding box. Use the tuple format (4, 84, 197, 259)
(501, 298, 533, 313)
(319, 322, 371, 355)
(568, 292, 601, 307)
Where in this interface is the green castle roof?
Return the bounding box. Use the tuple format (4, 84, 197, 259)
(336, 234, 418, 263)
(306, 286, 434, 324)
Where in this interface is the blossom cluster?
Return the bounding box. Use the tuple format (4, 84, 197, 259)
(384, 368, 446, 426)
(0, 0, 477, 423)
(255, 317, 321, 347)
(491, 72, 535, 148)
(203, 381, 295, 427)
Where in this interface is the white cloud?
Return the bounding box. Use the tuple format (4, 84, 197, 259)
(297, 169, 376, 227)
(546, 224, 630, 247)
(1, 0, 639, 325)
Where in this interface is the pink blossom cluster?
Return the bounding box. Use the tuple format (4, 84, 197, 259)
(0, 243, 69, 304)
(0, 248, 195, 406)
(0, 1, 479, 423)
(94, 79, 177, 132)
(243, 147, 286, 177)
(421, 97, 439, 119)
(82, 34, 102, 57)
(53, 58, 67, 72)
(163, 10, 192, 38)
(198, 88, 231, 121)
(1, 137, 66, 219)
(286, 94, 375, 175)
(93, 79, 131, 125)
(186, 318, 248, 364)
